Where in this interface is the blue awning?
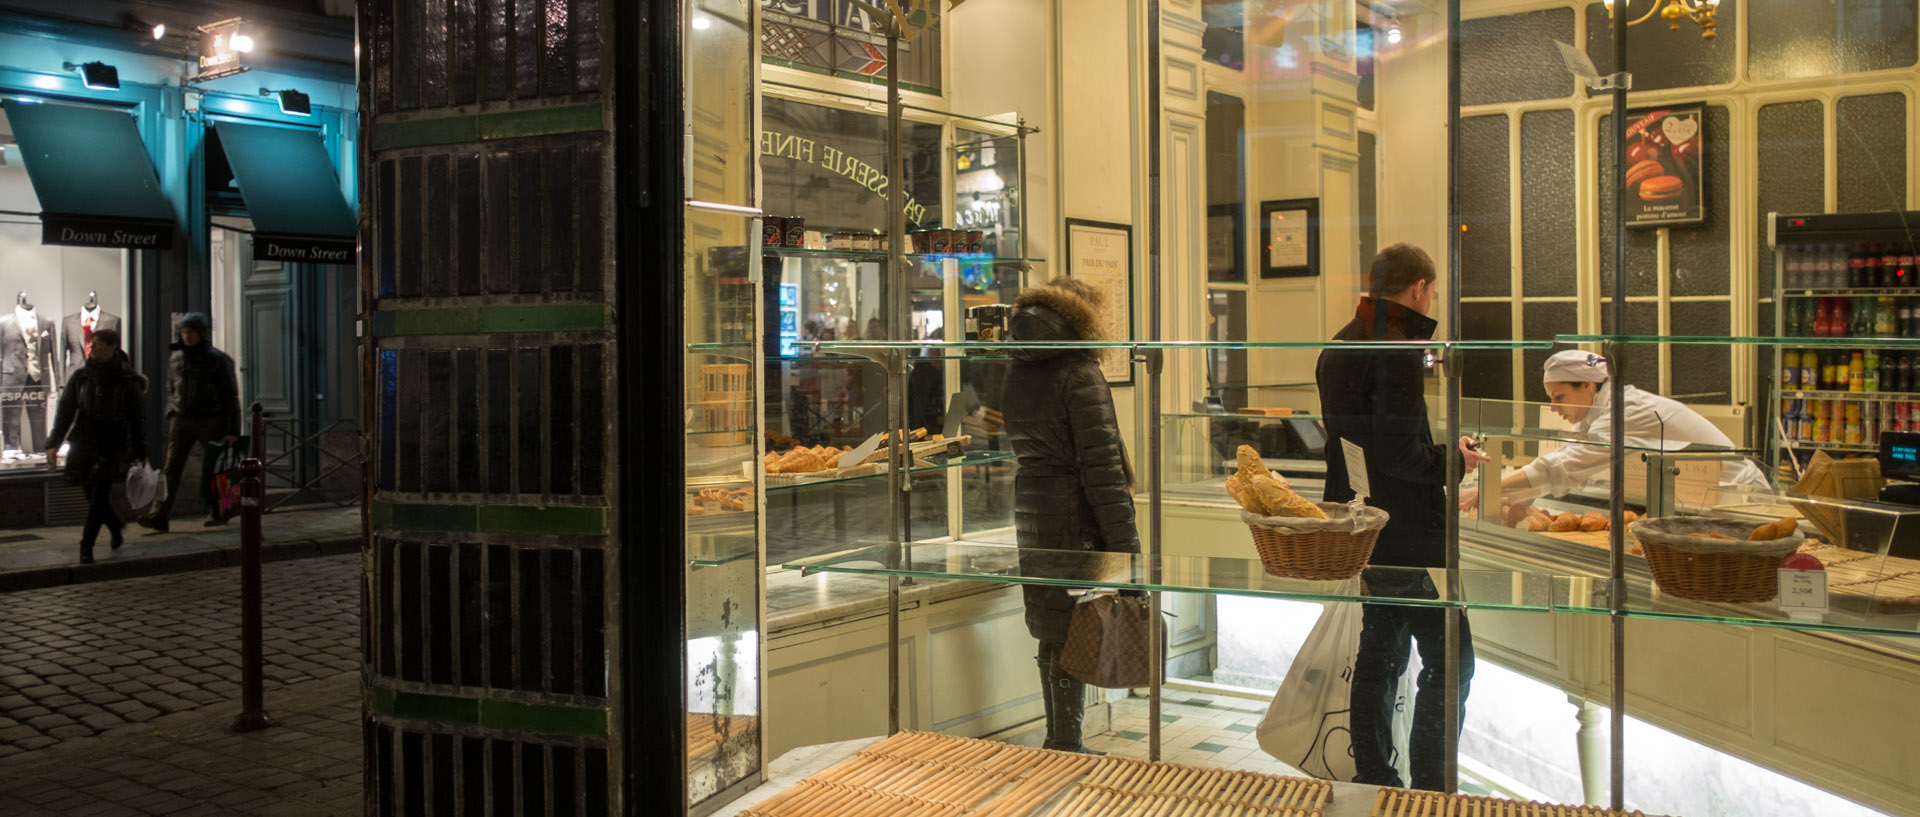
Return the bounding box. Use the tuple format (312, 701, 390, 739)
(3, 99, 175, 249)
(212, 120, 357, 264)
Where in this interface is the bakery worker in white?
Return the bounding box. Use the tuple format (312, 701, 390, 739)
(1461, 349, 1769, 509)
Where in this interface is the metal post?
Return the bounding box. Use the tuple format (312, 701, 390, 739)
(1443, 0, 1464, 791)
(1608, 2, 1631, 811)
(883, 10, 906, 738)
(1145, 0, 1164, 764)
(231, 455, 273, 733)
(251, 403, 266, 465)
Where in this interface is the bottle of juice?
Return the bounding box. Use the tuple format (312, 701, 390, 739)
(1866, 349, 1881, 392)
(1850, 351, 1866, 392)
(1879, 297, 1899, 337)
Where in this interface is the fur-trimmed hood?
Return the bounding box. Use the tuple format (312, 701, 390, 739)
(1009, 278, 1106, 362)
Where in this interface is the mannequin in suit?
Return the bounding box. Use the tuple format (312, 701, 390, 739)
(0, 292, 54, 456)
(60, 292, 123, 384)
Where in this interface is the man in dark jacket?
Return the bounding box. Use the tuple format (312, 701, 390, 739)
(1002, 277, 1138, 754)
(46, 328, 146, 563)
(1316, 244, 1488, 791)
(138, 313, 242, 532)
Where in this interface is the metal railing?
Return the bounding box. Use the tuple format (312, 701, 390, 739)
(250, 405, 363, 512)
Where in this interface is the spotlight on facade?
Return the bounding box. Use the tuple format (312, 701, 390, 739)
(63, 61, 120, 90)
(261, 88, 311, 116)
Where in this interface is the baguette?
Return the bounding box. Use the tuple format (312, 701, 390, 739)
(1749, 517, 1797, 541)
(1692, 532, 1738, 541)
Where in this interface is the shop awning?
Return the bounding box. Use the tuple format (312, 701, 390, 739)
(212, 121, 358, 264)
(2, 99, 175, 250)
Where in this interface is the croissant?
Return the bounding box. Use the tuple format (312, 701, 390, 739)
(1579, 512, 1609, 532)
(1516, 514, 1550, 532)
(1549, 512, 1581, 532)
(776, 448, 827, 474)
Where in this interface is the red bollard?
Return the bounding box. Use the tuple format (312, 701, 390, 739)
(231, 457, 274, 732)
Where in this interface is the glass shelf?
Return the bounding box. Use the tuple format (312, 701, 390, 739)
(1554, 575, 1920, 640)
(1781, 440, 1881, 454)
(765, 450, 1015, 493)
(1471, 426, 1763, 455)
(764, 247, 1045, 265)
(811, 339, 1554, 353)
(1781, 289, 1920, 298)
(781, 542, 1558, 612)
(1781, 389, 1920, 401)
(1563, 334, 1920, 349)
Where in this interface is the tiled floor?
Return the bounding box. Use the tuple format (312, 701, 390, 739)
(1079, 688, 1306, 777)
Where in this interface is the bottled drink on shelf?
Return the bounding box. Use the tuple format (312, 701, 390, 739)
(1902, 298, 1917, 337)
(1866, 349, 1881, 391)
(1899, 353, 1915, 392)
(1900, 244, 1918, 288)
(1850, 351, 1866, 392)
(1879, 350, 1895, 393)
(1811, 399, 1828, 442)
(1824, 244, 1843, 288)
(1782, 349, 1801, 389)
(1882, 243, 1902, 288)
(1851, 243, 1871, 288)
(1866, 400, 1879, 445)
(1802, 350, 1819, 391)
(1877, 297, 1898, 337)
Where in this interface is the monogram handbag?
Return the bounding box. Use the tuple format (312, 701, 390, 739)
(1057, 593, 1165, 689)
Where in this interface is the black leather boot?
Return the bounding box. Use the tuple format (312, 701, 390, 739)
(78, 544, 94, 564)
(1040, 648, 1102, 755)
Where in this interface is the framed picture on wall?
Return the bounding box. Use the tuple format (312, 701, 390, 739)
(1622, 103, 1705, 229)
(1064, 218, 1135, 386)
(1259, 198, 1319, 279)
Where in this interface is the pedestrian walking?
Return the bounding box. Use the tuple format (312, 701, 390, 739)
(1316, 243, 1489, 790)
(138, 313, 242, 533)
(1002, 276, 1138, 754)
(45, 328, 148, 564)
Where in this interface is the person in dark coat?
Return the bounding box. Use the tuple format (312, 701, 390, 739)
(1002, 277, 1138, 753)
(1316, 243, 1488, 791)
(139, 313, 242, 532)
(46, 328, 147, 564)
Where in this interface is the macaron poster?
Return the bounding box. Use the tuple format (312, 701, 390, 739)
(1622, 104, 1705, 228)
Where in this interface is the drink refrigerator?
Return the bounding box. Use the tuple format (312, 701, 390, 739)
(1769, 211, 1920, 478)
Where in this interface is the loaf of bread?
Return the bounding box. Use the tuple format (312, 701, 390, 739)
(1227, 445, 1328, 519)
(1749, 517, 1797, 541)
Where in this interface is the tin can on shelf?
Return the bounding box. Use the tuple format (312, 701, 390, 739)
(783, 216, 807, 248)
(929, 229, 954, 254)
(966, 230, 985, 254)
(966, 303, 1012, 348)
(911, 230, 931, 254)
(762, 216, 786, 247)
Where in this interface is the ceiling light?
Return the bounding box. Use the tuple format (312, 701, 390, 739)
(692, 14, 712, 30)
(63, 61, 120, 91)
(1386, 22, 1401, 44)
(153, 24, 166, 39)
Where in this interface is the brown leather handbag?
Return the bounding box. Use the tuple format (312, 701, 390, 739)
(1057, 594, 1165, 689)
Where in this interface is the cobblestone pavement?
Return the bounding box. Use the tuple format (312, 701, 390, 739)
(0, 506, 362, 592)
(0, 554, 361, 760)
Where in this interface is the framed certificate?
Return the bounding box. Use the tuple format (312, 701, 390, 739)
(1260, 198, 1320, 279)
(1064, 218, 1135, 386)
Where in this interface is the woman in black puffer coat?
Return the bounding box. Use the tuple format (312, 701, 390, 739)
(46, 329, 147, 564)
(1001, 277, 1138, 753)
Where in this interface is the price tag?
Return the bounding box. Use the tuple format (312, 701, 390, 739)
(1340, 439, 1370, 500)
(1778, 552, 1828, 615)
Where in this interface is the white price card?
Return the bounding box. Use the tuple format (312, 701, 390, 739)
(1777, 553, 1829, 614)
(1340, 439, 1370, 500)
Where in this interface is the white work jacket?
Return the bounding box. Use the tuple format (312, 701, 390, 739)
(1519, 385, 1770, 498)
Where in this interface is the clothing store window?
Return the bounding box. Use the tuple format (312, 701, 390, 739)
(0, 107, 132, 473)
(1201, 0, 1246, 70)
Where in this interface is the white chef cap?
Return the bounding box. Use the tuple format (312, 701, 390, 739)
(1542, 349, 1610, 384)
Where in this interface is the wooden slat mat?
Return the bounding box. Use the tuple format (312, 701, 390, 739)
(1370, 787, 1647, 817)
(740, 731, 1096, 817)
(1040, 755, 1332, 817)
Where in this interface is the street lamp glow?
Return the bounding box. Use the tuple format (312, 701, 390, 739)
(230, 33, 254, 53)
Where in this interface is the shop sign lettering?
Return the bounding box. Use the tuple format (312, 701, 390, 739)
(41, 216, 173, 250)
(760, 129, 929, 225)
(761, 0, 930, 31)
(258, 235, 357, 264)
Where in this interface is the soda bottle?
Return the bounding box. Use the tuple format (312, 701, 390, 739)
(1880, 349, 1895, 393)
(1900, 354, 1915, 392)
(1851, 243, 1870, 288)
(1866, 349, 1881, 392)
(1782, 349, 1801, 390)
(1901, 298, 1916, 337)
(1867, 400, 1880, 444)
(1882, 243, 1901, 288)
(1901, 244, 1917, 288)
(1803, 351, 1819, 391)
(1851, 352, 1866, 392)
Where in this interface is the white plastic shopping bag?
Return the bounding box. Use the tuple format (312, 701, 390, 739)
(1255, 579, 1411, 782)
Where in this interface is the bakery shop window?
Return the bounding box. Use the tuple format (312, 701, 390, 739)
(760, 0, 943, 94)
(0, 109, 132, 474)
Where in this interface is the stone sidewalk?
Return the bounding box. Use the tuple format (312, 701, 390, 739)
(0, 505, 362, 593)
(1, 554, 364, 815)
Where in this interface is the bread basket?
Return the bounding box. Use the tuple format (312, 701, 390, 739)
(1630, 516, 1806, 603)
(1242, 502, 1390, 581)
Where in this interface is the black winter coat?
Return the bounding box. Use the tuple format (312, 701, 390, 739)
(1315, 297, 1460, 569)
(1002, 285, 1138, 643)
(168, 344, 242, 436)
(47, 354, 148, 485)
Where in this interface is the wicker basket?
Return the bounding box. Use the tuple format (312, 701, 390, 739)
(1631, 516, 1806, 603)
(1242, 502, 1390, 581)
